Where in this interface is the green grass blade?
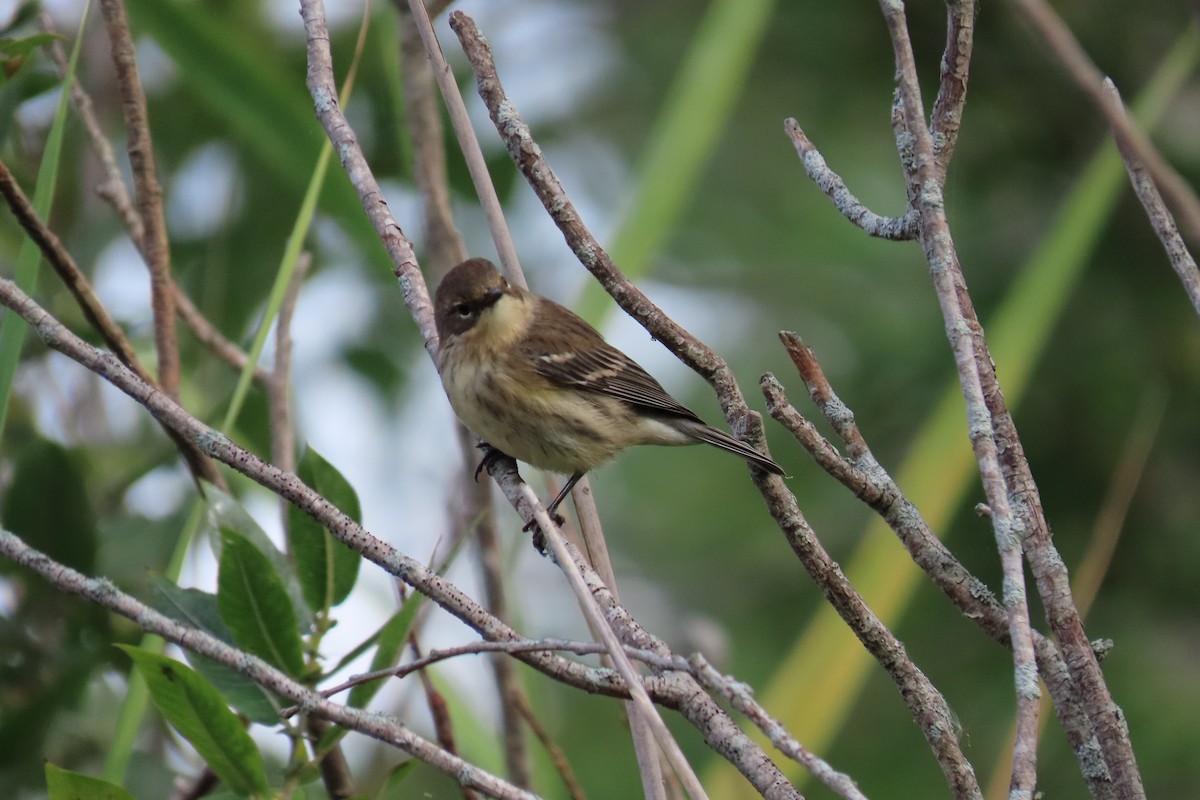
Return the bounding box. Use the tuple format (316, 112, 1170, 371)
(0, 1, 90, 437)
(707, 26, 1200, 799)
(220, 8, 370, 432)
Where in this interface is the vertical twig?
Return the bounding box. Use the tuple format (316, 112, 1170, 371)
(98, 0, 180, 399)
(41, 14, 270, 385)
(879, 3, 1039, 797)
(929, 0, 977, 178)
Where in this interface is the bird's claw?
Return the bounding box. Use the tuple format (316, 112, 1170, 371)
(473, 443, 505, 482)
(523, 511, 566, 555)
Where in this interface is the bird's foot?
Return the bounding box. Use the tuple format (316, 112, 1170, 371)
(473, 442, 508, 482)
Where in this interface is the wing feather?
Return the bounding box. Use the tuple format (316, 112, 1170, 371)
(521, 299, 703, 422)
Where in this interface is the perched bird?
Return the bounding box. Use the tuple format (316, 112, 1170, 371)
(434, 257, 784, 521)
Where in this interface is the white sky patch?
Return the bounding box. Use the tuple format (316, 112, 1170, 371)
(166, 143, 242, 240)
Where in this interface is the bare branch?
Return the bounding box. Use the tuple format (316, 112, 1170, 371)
(784, 118, 918, 240)
(0, 159, 223, 487)
(513, 692, 588, 800)
(929, 1, 977, 178)
(0, 528, 536, 800)
(1102, 79, 1200, 317)
(42, 15, 270, 387)
(689, 654, 869, 800)
(405, 0, 524, 285)
(98, 0, 180, 399)
(761, 338, 1111, 798)
(300, 0, 433, 356)
(879, 4, 1038, 795)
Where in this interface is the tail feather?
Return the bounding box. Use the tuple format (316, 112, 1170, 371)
(675, 419, 785, 475)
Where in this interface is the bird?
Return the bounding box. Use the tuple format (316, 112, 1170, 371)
(433, 257, 784, 524)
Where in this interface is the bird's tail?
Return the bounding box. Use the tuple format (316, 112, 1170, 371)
(675, 418, 785, 475)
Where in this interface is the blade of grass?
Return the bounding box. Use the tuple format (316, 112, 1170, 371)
(0, 1, 90, 437)
(706, 26, 1199, 799)
(220, 7, 371, 432)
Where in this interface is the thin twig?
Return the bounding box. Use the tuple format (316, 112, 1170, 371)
(0, 528, 536, 800)
(174, 289, 272, 388)
(689, 654, 870, 800)
(1005, 0, 1200, 249)
(98, 0, 180, 400)
(306, 716, 357, 800)
(406, 0, 523, 283)
(271, 251, 310, 529)
(881, 2, 1143, 794)
(1102, 79, 1200, 317)
(880, 4, 1038, 797)
(41, 15, 270, 386)
(300, 0, 433, 355)
(0, 160, 147, 381)
(307, 638, 679, 707)
(482, 457, 712, 800)
(40, 12, 143, 242)
(928, 0, 977, 179)
(480, 456, 800, 800)
(783, 119, 918, 240)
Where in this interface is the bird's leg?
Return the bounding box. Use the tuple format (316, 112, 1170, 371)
(521, 470, 584, 548)
(473, 442, 508, 482)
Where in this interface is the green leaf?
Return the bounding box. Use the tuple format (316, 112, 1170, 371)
(149, 579, 281, 724)
(204, 485, 312, 629)
(289, 447, 362, 612)
(118, 647, 268, 797)
(217, 529, 306, 677)
(45, 763, 137, 800)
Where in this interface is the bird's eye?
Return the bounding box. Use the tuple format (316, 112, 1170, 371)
(454, 303, 472, 318)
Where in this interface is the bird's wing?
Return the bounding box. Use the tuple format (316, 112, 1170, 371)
(522, 300, 703, 422)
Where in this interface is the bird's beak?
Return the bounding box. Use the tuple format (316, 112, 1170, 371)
(482, 287, 504, 308)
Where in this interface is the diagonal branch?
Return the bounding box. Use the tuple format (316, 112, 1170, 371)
(1005, 0, 1200, 249)
(0, 528, 536, 800)
(761, 336, 1112, 799)
(1102, 79, 1200, 317)
(784, 118, 918, 240)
